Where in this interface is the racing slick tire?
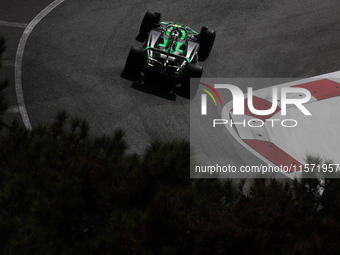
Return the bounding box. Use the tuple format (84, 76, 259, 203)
(140, 11, 161, 36)
(182, 63, 203, 99)
(125, 46, 145, 76)
(198, 27, 216, 57)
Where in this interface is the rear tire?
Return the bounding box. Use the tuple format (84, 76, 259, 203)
(140, 11, 161, 36)
(198, 27, 216, 57)
(182, 63, 203, 99)
(125, 46, 145, 76)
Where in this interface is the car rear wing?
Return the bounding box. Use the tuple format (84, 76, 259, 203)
(144, 47, 190, 63)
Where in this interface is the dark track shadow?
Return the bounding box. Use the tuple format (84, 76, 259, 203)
(120, 69, 138, 81)
(198, 53, 209, 62)
(135, 33, 145, 42)
(174, 85, 190, 99)
(131, 78, 178, 101)
(120, 69, 187, 101)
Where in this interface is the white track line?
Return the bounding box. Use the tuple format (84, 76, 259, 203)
(15, 0, 65, 130)
(0, 20, 28, 28)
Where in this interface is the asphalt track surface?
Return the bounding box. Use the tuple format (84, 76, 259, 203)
(1, 0, 340, 175)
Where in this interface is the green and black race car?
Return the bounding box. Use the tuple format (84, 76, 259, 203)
(124, 11, 216, 98)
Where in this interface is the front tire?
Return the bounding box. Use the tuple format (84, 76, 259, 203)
(125, 46, 145, 76)
(140, 11, 161, 36)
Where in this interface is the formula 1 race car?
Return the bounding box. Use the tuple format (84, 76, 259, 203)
(124, 11, 216, 98)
